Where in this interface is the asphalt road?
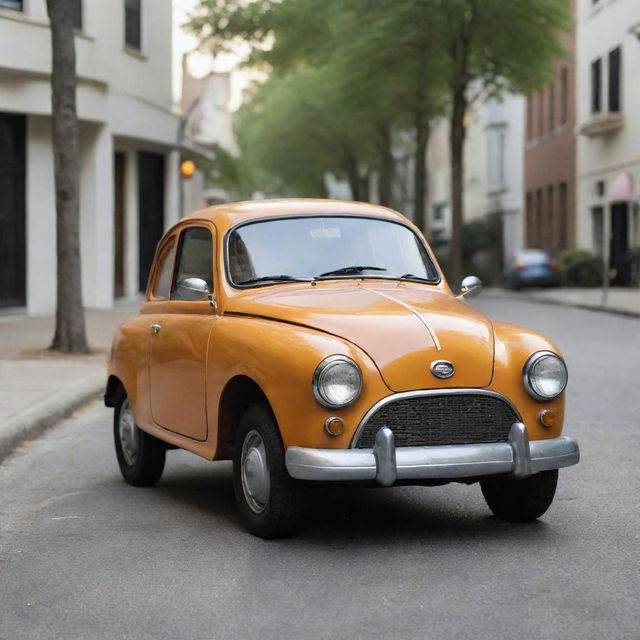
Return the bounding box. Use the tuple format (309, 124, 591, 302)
(1, 297, 639, 640)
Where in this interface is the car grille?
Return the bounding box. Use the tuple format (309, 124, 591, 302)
(353, 393, 519, 449)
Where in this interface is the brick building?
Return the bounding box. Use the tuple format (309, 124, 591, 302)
(524, 24, 576, 253)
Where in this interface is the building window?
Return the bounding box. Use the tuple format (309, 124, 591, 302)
(72, 0, 82, 31)
(0, 0, 23, 10)
(549, 83, 556, 131)
(433, 203, 446, 222)
(560, 68, 569, 125)
(558, 182, 568, 250)
(487, 124, 506, 192)
(536, 188, 544, 248)
(125, 0, 142, 50)
(592, 206, 604, 256)
(538, 90, 544, 136)
(608, 46, 622, 112)
(591, 58, 602, 114)
(526, 192, 533, 247)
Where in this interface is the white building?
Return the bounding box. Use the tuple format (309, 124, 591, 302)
(423, 93, 525, 265)
(0, 0, 182, 315)
(575, 0, 640, 286)
(181, 63, 239, 209)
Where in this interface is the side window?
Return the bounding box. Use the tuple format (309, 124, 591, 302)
(171, 227, 214, 301)
(151, 240, 176, 299)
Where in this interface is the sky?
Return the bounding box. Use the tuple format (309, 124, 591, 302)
(172, 0, 248, 109)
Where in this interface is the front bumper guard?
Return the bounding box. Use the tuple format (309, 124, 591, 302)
(285, 423, 579, 486)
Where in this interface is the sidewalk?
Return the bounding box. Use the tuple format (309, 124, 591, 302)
(0, 301, 139, 461)
(485, 287, 640, 318)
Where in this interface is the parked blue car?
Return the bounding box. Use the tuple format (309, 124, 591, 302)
(504, 249, 560, 290)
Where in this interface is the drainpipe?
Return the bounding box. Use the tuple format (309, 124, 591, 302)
(602, 204, 611, 307)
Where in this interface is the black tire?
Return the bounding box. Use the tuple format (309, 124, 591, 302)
(233, 403, 303, 538)
(481, 470, 558, 522)
(114, 394, 166, 487)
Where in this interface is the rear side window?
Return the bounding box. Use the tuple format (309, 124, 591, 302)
(151, 240, 176, 299)
(171, 227, 214, 300)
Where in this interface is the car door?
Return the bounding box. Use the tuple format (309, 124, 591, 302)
(148, 224, 217, 441)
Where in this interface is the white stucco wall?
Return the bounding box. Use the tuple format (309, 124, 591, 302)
(0, 0, 181, 314)
(575, 0, 640, 250)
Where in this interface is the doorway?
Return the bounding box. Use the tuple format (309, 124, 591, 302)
(610, 203, 630, 286)
(137, 151, 165, 292)
(0, 113, 26, 308)
(113, 152, 126, 298)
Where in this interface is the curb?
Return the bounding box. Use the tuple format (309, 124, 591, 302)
(483, 290, 640, 319)
(0, 373, 104, 463)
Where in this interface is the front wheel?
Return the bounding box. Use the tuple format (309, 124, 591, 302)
(114, 396, 166, 487)
(480, 470, 558, 522)
(233, 404, 303, 538)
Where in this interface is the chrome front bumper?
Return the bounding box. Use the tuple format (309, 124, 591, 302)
(285, 423, 579, 486)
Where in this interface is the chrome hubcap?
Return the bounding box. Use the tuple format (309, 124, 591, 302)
(118, 400, 139, 466)
(240, 430, 270, 514)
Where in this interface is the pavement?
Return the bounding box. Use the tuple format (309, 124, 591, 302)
(0, 302, 138, 461)
(485, 286, 640, 317)
(0, 297, 638, 639)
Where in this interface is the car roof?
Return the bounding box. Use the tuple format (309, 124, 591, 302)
(177, 198, 408, 235)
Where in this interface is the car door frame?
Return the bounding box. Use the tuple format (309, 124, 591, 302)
(146, 220, 219, 441)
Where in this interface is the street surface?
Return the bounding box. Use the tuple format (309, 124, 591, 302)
(1, 298, 639, 640)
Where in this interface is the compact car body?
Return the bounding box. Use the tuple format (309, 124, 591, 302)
(105, 199, 579, 538)
(504, 249, 561, 290)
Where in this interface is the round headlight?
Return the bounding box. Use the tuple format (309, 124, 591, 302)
(313, 355, 362, 408)
(523, 351, 568, 401)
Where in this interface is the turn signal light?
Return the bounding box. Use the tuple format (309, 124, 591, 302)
(324, 417, 345, 437)
(539, 409, 557, 428)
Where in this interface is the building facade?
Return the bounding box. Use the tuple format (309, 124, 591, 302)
(524, 25, 576, 254)
(575, 0, 640, 286)
(422, 92, 525, 270)
(0, 0, 181, 314)
(181, 63, 239, 210)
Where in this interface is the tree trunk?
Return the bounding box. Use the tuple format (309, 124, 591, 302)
(376, 123, 394, 208)
(47, 0, 89, 352)
(413, 116, 430, 230)
(449, 83, 467, 290)
(344, 154, 361, 201)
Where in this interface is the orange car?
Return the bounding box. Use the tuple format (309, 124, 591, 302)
(105, 199, 579, 538)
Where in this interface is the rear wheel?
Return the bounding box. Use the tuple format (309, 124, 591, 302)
(481, 470, 558, 522)
(233, 404, 303, 538)
(114, 395, 166, 487)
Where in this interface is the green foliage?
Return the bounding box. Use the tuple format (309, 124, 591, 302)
(187, 0, 570, 219)
(196, 144, 257, 201)
(559, 250, 603, 288)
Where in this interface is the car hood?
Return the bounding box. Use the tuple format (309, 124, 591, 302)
(224, 282, 494, 391)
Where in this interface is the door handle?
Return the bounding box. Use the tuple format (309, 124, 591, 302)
(151, 324, 161, 335)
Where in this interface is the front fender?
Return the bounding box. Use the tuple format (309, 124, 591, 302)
(207, 316, 391, 452)
(489, 321, 566, 441)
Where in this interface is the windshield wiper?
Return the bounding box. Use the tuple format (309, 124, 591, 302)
(316, 265, 387, 278)
(399, 273, 430, 282)
(237, 275, 311, 285)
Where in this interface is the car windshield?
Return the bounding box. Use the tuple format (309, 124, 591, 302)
(227, 216, 439, 286)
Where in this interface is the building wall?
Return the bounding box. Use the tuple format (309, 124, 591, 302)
(524, 25, 576, 253)
(575, 0, 640, 280)
(0, 0, 181, 314)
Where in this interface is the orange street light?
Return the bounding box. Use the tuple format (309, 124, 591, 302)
(180, 159, 196, 179)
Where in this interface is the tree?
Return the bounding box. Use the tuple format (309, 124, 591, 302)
(46, 0, 88, 353)
(188, 0, 447, 218)
(432, 0, 569, 286)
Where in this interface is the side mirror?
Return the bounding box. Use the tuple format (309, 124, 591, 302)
(176, 277, 211, 302)
(459, 275, 482, 299)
